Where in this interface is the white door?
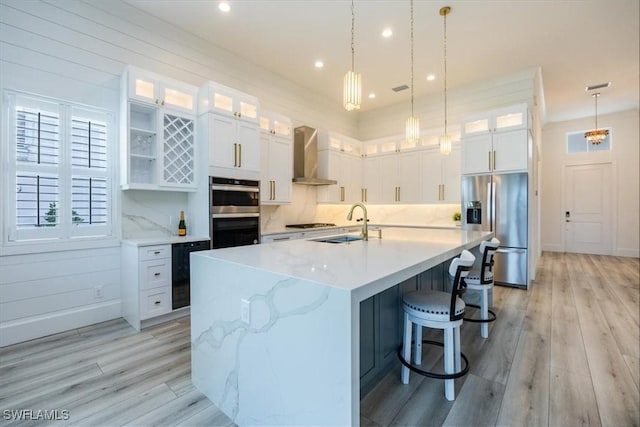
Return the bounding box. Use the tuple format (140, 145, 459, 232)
(564, 163, 612, 255)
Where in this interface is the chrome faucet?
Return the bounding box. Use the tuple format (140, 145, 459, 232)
(347, 203, 368, 241)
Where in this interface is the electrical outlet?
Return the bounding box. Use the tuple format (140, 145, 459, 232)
(94, 285, 103, 299)
(241, 299, 251, 325)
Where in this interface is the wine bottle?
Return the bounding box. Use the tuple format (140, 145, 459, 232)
(178, 210, 187, 236)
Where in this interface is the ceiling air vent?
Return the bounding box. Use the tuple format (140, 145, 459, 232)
(585, 82, 611, 91)
(392, 84, 409, 92)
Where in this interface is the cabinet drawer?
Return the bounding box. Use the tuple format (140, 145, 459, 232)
(139, 260, 171, 290)
(140, 286, 172, 320)
(139, 245, 171, 261)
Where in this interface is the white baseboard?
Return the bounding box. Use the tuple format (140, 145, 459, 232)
(0, 300, 121, 347)
(541, 244, 563, 252)
(616, 248, 640, 258)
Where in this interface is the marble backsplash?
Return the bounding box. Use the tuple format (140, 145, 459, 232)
(121, 190, 190, 239)
(261, 185, 461, 232)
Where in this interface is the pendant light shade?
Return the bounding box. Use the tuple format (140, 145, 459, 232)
(584, 92, 608, 144)
(406, 116, 420, 143)
(439, 6, 452, 155)
(344, 70, 362, 111)
(405, 0, 419, 143)
(343, 0, 361, 111)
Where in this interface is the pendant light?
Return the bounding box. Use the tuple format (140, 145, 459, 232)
(405, 0, 419, 143)
(439, 6, 452, 155)
(584, 92, 609, 144)
(343, 0, 361, 111)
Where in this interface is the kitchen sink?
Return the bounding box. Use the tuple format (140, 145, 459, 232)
(313, 235, 363, 244)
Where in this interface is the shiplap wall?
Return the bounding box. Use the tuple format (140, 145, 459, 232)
(0, 0, 357, 347)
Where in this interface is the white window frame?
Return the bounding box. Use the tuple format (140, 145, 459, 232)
(4, 91, 115, 243)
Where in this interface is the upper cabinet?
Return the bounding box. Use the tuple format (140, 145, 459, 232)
(421, 144, 461, 203)
(461, 104, 530, 174)
(317, 131, 363, 204)
(121, 67, 198, 191)
(127, 66, 197, 115)
(260, 111, 292, 205)
(198, 82, 259, 124)
(199, 82, 261, 180)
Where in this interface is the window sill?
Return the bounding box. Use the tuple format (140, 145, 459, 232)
(0, 236, 121, 257)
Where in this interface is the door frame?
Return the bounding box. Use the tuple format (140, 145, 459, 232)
(562, 160, 616, 255)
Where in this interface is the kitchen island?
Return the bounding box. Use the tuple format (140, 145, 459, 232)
(190, 227, 492, 426)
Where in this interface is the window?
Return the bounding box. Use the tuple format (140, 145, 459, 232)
(566, 129, 612, 153)
(6, 92, 113, 242)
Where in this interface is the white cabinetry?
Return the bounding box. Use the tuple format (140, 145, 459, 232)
(377, 153, 421, 204)
(260, 112, 292, 204)
(121, 67, 198, 191)
(421, 144, 461, 203)
(121, 244, 173, 331)
(199, 82, 260, 180)
(461, 104, 529, 174)
(317, 132, 363, 204)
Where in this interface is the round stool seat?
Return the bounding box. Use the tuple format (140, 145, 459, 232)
(464, 270, 493, 288)
(403, 290, 465, 322)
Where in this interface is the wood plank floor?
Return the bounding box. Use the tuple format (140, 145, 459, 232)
(1, 252, 638, 426)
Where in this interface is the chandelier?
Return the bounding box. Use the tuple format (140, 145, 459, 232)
(405, 0, 419, 143)
(343, 0, 361, 111)
(584, 92, 608, 144)
(439, 6, 452, 155)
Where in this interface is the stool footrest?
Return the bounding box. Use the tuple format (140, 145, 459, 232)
(463, 304, 497, 323)
(397, 340, 470, 380)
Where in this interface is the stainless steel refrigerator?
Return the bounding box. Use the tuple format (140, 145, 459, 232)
(461, 172, 528, 288)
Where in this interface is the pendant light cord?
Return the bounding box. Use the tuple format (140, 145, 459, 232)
(443, 8, 448, 135)
(351, 0, 355, 72)
(594, 93, 598, 129)
(410, 0, 414, 117)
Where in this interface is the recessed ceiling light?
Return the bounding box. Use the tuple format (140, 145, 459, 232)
(314, 60, 324, 68)
(382, 28, 393, 38)
(368, 93, 376, 99)
(426, 74, 436, 81)
(218, 1, 230, 12)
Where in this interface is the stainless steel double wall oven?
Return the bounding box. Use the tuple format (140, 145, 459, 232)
(210, 177, 260, 249)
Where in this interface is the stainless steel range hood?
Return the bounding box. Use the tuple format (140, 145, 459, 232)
(292, 126, 337, 185)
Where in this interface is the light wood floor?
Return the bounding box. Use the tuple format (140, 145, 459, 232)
(1, 252, 638, 426)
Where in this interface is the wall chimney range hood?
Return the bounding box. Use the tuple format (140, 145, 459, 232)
(292, 126, 337, 185)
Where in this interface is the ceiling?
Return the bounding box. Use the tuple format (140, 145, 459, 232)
(126, 0, 639, 123)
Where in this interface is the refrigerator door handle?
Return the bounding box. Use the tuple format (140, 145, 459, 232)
(496, 247, 526, 254)
(486, 182, 494, 231)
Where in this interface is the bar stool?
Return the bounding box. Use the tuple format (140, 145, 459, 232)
(464, 238, 500, 338)
(398, 250, 475, 401)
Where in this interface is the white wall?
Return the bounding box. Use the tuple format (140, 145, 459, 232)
(540, 109, 639, 257)
(0, 0, 357, 346)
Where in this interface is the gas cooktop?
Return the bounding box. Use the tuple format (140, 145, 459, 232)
(285, 223, 336, 229)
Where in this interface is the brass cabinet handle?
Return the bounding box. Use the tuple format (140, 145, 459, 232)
(233, 143, 238, 166)
(442, 184, 445, 201)
(488, 151, 492, 170)
(238, 144, 242, 167)
(493, 150, 496, 170)
(340, 186, 345, 202)
(365, 188, 368, 202)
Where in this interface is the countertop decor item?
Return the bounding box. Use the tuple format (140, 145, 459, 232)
(452, 211, 461, 222)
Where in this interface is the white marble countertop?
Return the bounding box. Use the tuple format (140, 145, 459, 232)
(121, 235, 210, 247)
(195, 228, 491, 301)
